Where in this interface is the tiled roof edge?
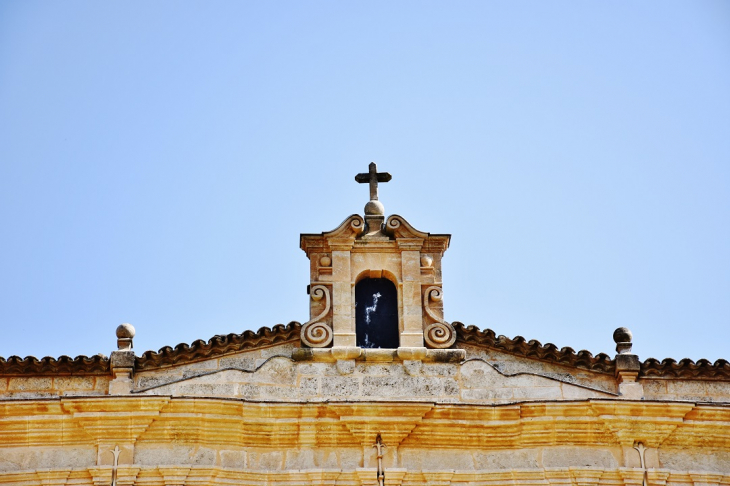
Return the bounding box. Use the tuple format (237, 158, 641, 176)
(0, 354, 109, 375)
(2, 321, 728, 379)
(453, 322, 616, 374)
(641, 357, 730, 379)
(134, 322, 302, 371)
(455, 322, 730, 379)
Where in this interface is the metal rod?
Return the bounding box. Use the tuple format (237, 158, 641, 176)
(110, 445, 120, 486)
(373, 434, 386, 486)
(633, 442, 647, 486)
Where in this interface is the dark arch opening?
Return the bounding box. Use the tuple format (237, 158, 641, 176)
(355, 277, 399, 348)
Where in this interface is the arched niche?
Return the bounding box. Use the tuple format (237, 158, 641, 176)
(355, 277, 399, 348)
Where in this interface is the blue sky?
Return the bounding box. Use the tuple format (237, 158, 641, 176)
(1, 1, 728, 363)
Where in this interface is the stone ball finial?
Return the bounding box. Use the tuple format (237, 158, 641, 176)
(364, 200, 385, 216)
(613, 327, 632, 344)
(116, 323, 136, 339)
(420, 254, 433, 267)
(116, 323, 135, 350)
(613, 327, 633, 355)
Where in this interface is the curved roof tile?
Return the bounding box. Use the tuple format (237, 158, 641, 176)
(453, 322, 615, 374)
(135, 322, 301, 370)
(0, 354, 109, 375)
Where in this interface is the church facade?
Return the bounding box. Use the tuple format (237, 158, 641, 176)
(1, 164, 730, 485)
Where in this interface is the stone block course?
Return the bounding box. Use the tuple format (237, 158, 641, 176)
(321, 376, 361, 397)
(53, 376, 95, 390)
(0, 446, 95, 471)
(257, 384, 301, 400)
(178, 383, 237, 396)
(8, 377, 52, 391)
(461, 388, 514, 401)
(473, 449, 539, 469)
(298, 376, 320, 396)
(218, 356, 258, 370)
(134, 445, 197, 466)
(512, 386, 562, 400)
(219, 449, 247, 468)
(542, 447, 619, 468)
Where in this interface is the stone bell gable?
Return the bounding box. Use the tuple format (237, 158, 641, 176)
(298, 162, 460, 378)
(299, 213, 450, 350)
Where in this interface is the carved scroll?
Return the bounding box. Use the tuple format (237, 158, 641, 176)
(423, 286, 456, 349)
(384, 214, 430, 239)
(351, 216, 366, 236)
(301, 285, 333, 348)
(385, 216, 402, 233)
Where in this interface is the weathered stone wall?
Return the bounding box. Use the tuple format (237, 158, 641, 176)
(128, 342, 617, 403)
(5, 342, 730, 404)
(643, 378, 730, 402)
(0, 375, 109, 399)
(461, 343, 617, 394)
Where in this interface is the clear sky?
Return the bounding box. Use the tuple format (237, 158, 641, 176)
(1, 1, 728, 363)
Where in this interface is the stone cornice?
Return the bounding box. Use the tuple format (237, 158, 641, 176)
(300, 214, 366, 256)
(2, 467, 730, 486)
(1, 397, 729, 451)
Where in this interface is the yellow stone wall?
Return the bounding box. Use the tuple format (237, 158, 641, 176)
(1, 397, 730, 484)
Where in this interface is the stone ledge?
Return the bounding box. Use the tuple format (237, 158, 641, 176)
(292, 347, 465, 363)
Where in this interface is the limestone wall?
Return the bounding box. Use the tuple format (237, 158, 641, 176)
(0, 375, 109, 399)
(127, 342, 616, 404)
(643, 378, 730, 403)
(5, 342, 730, 404)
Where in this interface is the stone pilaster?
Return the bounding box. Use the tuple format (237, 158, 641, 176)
(613, 327, 644, 399)
(109, 323, 136, 395)
(331, 241, 355, 347)
(399, 240, 424, 348)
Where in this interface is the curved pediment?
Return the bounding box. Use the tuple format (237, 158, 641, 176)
(384, 214, 429, 239)
(300, 214, 366, 255)
(384, 214, 451, 252)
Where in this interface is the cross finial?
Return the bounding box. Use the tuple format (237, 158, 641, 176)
(355, 162, 392, 216)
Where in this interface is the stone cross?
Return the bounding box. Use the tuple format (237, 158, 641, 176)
(355, 162, 391, 202)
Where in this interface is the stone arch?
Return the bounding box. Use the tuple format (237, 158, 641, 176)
(355, 277, 399, 348)
(353, 268, 400, 285)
